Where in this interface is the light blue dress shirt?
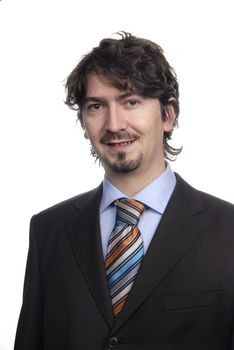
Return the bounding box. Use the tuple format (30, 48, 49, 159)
(100, 164, 176, 258)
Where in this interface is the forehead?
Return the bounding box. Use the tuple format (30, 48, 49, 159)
(84, 73, 133, 98)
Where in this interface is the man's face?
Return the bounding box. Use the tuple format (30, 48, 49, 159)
(82, 73, 174, 179)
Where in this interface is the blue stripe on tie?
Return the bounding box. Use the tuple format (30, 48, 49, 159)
(118, 212, 137, 225)
(115, 218, 127, 226)
(107, 247, 143, 286)
(109, 225, 128, 242)
(106, 241, 142, 276)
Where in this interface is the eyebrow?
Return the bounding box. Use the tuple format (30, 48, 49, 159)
(83, 91, 140, 105)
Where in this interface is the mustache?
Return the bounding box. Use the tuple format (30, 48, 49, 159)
(100, 131, 140, 144)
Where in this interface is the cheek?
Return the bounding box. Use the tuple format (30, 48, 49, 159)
(87, 132, 98, 144)
(84, 117, 105, 136)
(130, 117, 153, 133)
(86, 130, 102, 147)
(139, 118, 164, 137)
(83, 120, 97, 138)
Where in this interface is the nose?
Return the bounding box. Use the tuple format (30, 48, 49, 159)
(105, 104, 127, 132)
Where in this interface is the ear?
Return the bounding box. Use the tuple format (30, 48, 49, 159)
(163, 97, 176, 132)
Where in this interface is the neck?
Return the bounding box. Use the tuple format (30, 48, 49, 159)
(105, 160, 166, 197)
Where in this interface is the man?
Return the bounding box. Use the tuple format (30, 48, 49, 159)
(14, 32, 234, 349)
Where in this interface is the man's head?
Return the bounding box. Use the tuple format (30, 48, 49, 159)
(65, 32, 181, 167)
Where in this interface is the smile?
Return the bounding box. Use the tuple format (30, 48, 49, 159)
(107, 139, 136, 147)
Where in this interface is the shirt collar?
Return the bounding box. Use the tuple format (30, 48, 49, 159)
(100, 163, 176, 214)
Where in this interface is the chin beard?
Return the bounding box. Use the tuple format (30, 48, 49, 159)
(90, 146, 143, 173)
(103, 151, 144, 174)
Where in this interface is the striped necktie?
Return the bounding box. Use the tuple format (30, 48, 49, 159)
(105, 198, 146, 318)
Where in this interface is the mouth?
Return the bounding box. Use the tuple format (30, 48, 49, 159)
(100, 132, 139, 153)
(106, 139, 136, 147)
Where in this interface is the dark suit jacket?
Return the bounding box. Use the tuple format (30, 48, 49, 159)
(14, 174, 234, 350)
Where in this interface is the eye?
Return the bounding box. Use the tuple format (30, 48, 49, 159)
(125, 98, 140, 108)
(127, 99, 138, 106)
(87, 103, 102, 111)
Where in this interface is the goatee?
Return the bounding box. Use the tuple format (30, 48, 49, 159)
(105, 151, 143, 173)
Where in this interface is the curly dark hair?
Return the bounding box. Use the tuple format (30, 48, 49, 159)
(65, 32, 182, 160)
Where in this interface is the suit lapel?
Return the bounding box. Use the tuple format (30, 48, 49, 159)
(65, 185, 114, 328)
(112, 175, 207, 333)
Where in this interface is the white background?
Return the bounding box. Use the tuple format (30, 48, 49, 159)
(0, 0, 234, 349)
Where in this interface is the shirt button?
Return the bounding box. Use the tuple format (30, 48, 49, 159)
(108, 336, 120, 348)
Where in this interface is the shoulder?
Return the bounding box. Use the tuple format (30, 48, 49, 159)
(175, 173, 234, 220)
(197, 189, 234, 227)
(31, 184, 103, 227)
(198, 188, 234, 211)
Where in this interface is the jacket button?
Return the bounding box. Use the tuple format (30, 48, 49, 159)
(108, 336, 120, 348)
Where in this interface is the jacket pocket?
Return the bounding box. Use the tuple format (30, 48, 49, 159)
(163, 288, 223, 311)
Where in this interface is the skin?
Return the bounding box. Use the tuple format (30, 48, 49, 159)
(82, 73, 176, 196)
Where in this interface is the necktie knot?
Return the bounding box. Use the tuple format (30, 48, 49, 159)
(115, 198, 146, 227)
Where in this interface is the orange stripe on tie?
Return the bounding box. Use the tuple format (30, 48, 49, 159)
(105, 227, 139, 269)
